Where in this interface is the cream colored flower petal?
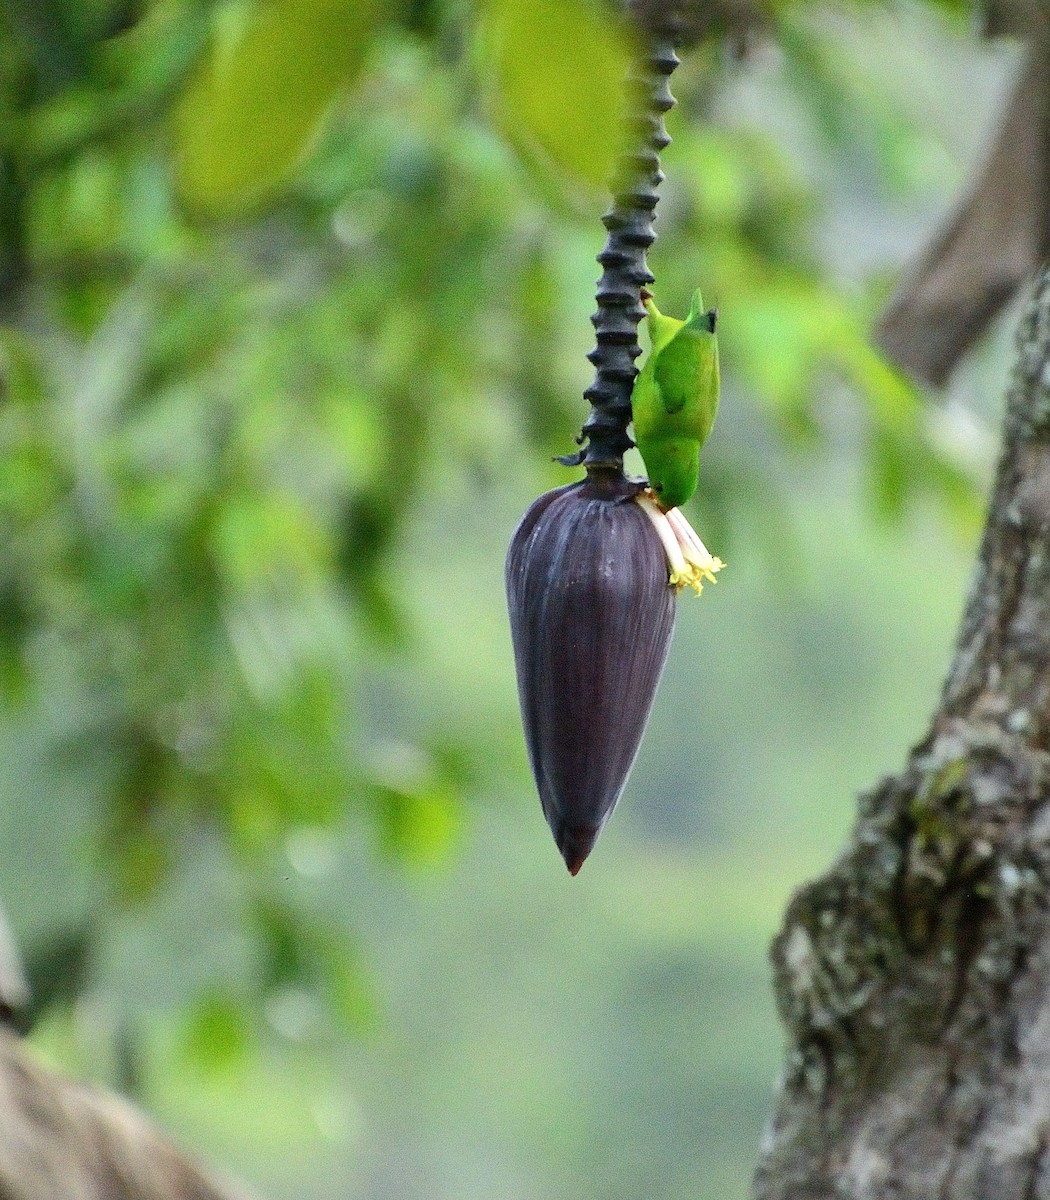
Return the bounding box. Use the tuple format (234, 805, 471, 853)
(635, 491, 725, 595)
(666, 507, 724, 587)
(636, 491, 688, 579)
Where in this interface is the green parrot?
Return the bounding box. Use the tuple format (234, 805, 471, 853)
(631, 289, 719, 512)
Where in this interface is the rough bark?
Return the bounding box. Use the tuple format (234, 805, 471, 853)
(0, 1029, 256, 1200)
(754, 265, 1050, 1199)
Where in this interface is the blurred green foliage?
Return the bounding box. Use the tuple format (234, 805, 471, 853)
(482, 0, 631, 199)
(175, 0, 394, 212)
(0, 0, 994, 1127)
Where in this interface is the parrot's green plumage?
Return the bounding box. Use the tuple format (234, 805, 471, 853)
(631, 289, 719, 511)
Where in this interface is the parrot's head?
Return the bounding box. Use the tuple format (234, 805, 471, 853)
(685, 288, 718, 334)
(646, 437, 701, 512)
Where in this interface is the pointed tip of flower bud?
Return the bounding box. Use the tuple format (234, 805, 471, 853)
(554, 821, 601, 876)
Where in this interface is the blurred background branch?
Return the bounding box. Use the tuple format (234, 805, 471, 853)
(0, 1024, 258, 1200)
(875, 2, 1050, 385)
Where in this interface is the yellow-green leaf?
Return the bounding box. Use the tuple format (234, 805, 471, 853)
(481, 0, 631, 197)
(174, 0, 389, 214)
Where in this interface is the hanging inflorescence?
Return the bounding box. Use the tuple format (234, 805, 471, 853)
(506, 11, 727, 876)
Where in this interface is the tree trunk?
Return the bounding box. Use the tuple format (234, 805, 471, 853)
(0, 1028, 256, 1200)
(753, 264, 1050, 1199)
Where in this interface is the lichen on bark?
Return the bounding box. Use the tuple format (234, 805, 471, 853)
(754, 266, 1050, 1200)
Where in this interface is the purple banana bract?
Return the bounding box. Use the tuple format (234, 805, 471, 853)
(505, 471, 676, 874)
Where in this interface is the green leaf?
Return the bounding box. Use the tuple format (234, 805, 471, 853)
(174, 0, 390, 214)
(481, 0, 631, 198)
(256, 898, 305, 988)
(318, 941, 378, 1032)
(0, 327, 45, 408)
(182, 991, 252, 1073)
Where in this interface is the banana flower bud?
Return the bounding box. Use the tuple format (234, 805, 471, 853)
(505, 472, 677, 874)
